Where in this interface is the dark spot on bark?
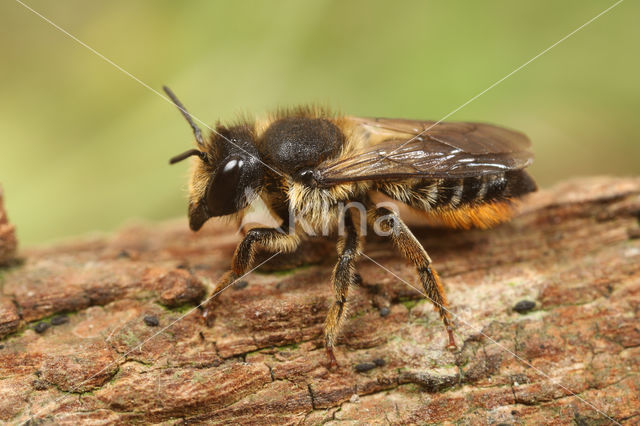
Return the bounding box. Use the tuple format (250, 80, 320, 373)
(32, 379, 48, 390)
(511, 410, 517, 415)
(34, 322, 50, 334)
(176, 263, 189, 269)
(367, 283, 382, 294)
(117, 250, 131, 259)
(355, 362, 377, 373)
(628, 227, 640, 239)
(379, 307, 390, 317)
(233, 280, 249, 290)
(144, 315, 159, 327)
(0, 344, 4, 349)
(510, 374, 530, 385)
(373, 358, 385, 367)
(50, 315, 69, 326)
(398, 371, 460, 392)
(574, 412, 601, 426)
(466, 333, 484, 343)
(513, 300, 536, 314)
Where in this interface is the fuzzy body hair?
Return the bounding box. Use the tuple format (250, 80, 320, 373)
(168, 99, 536, 367)
(186, 106, 530, 233)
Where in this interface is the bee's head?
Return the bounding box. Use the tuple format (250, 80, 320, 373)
(164, 86, 264, 231)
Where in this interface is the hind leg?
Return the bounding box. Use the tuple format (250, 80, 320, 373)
(369, 206, 456, 349)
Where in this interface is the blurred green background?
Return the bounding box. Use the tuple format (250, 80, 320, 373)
(1, 1, 638, 246)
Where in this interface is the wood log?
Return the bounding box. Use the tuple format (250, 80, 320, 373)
(0, 176, 639, 424)
(0, 186, 17, 267)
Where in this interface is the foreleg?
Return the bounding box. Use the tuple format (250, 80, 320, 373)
(203, 227, 299, 321)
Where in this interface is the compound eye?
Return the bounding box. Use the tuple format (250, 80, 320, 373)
(222, 158, 244, 176)
(205, 157, 245, 216)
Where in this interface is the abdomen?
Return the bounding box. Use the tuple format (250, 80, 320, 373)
(375, 170, 537, 229)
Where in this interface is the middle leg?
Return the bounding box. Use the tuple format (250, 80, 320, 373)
(324, 209, 362, 368)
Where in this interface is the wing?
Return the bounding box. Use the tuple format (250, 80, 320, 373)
(316, 117, 533, 186)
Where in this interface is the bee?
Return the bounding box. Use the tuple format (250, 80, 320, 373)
(164, 86, 536, 368)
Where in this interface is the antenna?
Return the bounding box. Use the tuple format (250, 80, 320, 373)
(163, 86, 205, 147)
(169, 149, 208, 165)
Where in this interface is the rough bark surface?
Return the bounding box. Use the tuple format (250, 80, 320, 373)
(0, 187, 17, 267)
(0, 176, 639, 424)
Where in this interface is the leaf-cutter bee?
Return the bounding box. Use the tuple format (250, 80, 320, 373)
(165, 86, 536, 367)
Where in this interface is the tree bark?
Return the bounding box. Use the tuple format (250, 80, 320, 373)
(0, 186, 17, 267)
(0, 176, 639, 424)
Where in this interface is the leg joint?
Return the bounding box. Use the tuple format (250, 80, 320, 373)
(417, 264, 433, 274)
(339, 247, 357, 261)
(375, 206, 393, 217)
(244, 227, 274, 244)
(373, 208, 398, 232)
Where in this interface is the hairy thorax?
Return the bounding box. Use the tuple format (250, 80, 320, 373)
(285, 180, 370, 236)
